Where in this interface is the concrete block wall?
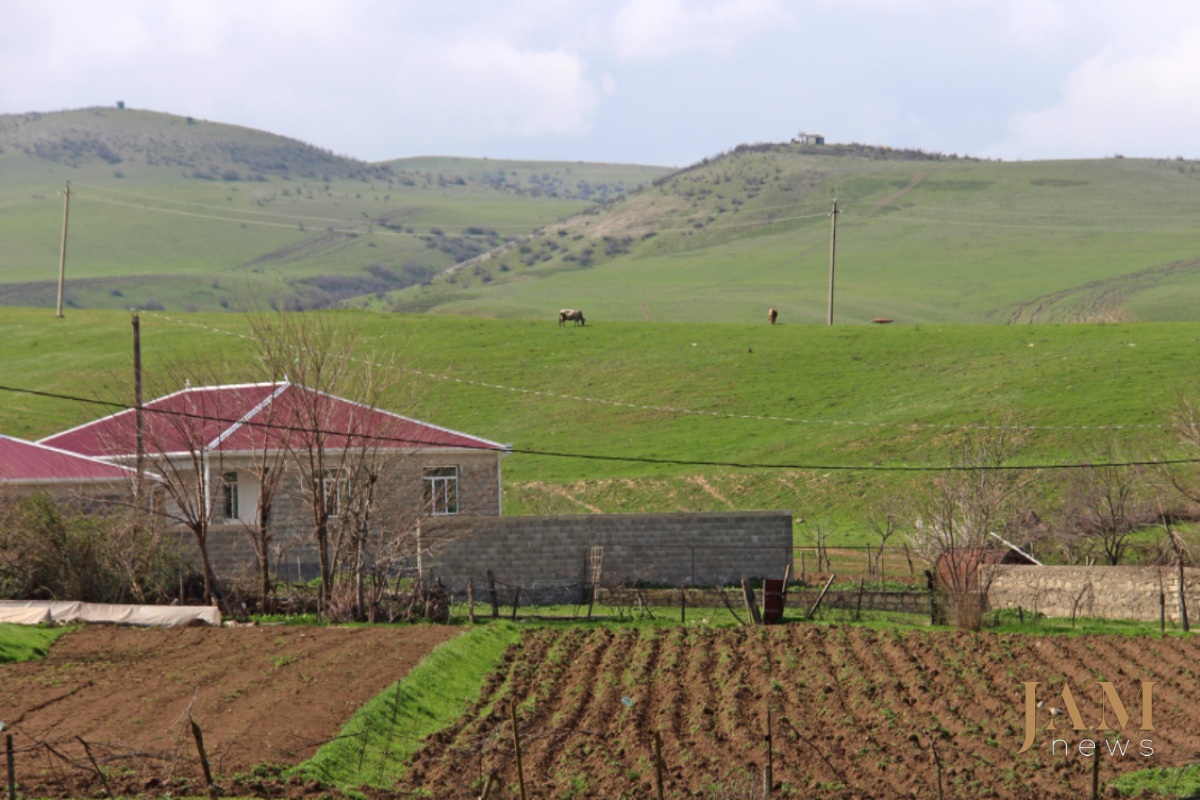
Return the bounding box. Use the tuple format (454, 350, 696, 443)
(983, 565, 1200, 622)
(423, 511, 793, 603)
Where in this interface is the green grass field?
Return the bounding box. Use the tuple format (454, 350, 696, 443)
(8, 111, 1200, 325)
(0, 108, 669, 314)
(392, 148, 1200, 325)
(4, 307, 1200, 543)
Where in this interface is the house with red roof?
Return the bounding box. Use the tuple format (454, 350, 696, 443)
(0, 435, 143, 496)
(37, 380, 509, 584)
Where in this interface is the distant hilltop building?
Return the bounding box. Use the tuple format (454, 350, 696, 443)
(794, 131, 825, 145)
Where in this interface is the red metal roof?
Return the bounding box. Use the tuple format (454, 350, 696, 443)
(0, 435, 139, 485)
(40, 381, 507, 459)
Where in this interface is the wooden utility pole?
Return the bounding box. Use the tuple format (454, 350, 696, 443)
(826, 199, 838, 325)
(56, 181, 71, 317)
(133, 311, 146, 512)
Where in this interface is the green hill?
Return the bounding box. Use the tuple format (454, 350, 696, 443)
(4, 308, 1199, 543)
(385, 142, 1200, 324)
(0, 107, 670, 313)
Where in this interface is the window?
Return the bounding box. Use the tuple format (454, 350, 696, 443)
(321, 469, 348, 516)
(424, 466, 458, 515)
(220, 471, 239, 520)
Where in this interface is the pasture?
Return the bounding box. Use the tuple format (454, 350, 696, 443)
(0, 108, 668, 313)
(3, 307, 1200, 541)
(391, 150, 1200, 326)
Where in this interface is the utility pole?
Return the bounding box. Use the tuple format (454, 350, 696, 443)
(56, 181, 71, 318)
(133, 310, 146, 514)
(826, 198, 839, 326)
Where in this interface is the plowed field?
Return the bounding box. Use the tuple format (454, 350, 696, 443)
(3, 624, 1199, 798)
(399, 626, 1200, 799)
(0, 624, 458, 797)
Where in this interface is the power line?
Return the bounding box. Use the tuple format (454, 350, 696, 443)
(1, 382, 1195, 474)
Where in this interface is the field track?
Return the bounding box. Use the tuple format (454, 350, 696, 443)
(399, 626, 1200, 799)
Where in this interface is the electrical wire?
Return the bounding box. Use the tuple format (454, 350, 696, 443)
(1, 382, 1195, 474)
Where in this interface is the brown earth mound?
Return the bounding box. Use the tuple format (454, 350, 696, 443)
(0, 623, 457, 797)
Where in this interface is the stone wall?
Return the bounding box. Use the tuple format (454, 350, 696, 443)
(423, 511, 794, 603)
(983, 565, 1200, 622)
(195, 510, 793, 602)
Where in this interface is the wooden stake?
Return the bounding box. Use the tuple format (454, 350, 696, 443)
(741, 578, 762, 625)
(763, 703, 773, 797)
(478, 769, 496, 800)
(468, 577, 475, 624)
(510, 587, 520, 621)
(510, 703, 527, 800)
(1091, 751, 1100, 800)
(653, 731, 665, 800)
(807, 574, 836, 620)
(487, 569, 499, 619)
(680, 580, 686, 624)
(190, 719, 218, 800)
(6, 734, 15, 800)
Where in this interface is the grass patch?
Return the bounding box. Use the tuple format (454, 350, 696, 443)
(289, 622, 522, 790)
(0, 623, 75, 663)
(1109, 763, 1200, 797)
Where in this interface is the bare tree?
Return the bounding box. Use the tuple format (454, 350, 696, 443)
(865, 491, 905, 582)
(1057, 440, 1152, 565)
(907, 421, 1037, 628)
(248, 310, 411, 618)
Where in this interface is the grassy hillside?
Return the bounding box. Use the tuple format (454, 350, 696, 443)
(387, 143, 1200, 324)
(4, 308, 1199, 543)
(0, 107, 670, 313)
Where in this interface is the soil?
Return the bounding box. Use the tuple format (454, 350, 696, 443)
(3, 623, 1197, 799)
(399, 626, 1197, 799)
(0, 623, 458, 798)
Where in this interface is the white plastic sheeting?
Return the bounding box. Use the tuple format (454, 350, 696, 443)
(0, 600, 220, 627)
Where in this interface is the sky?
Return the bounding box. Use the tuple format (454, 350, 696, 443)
(4, 0, 1200, 168)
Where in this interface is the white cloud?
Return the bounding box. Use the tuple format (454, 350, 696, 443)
(393, 38, 601, 139)
(1000, 0, 1071, 49)
(611, 0, 793, 61)
(1000, 23, 1200, 159)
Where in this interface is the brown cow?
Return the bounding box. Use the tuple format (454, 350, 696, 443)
(559, 308, 586, 327)
(768, 307, 778, 325)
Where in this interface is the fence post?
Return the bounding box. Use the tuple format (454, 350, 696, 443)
(467, 577, 475, 624)
(511, 703, 527, 800)
(680, 580, 686, 624)
(763, 703, 773, 798)
(6, 734, 14, 800)
(741, 578, 762, 625)
(190, 719, 218, 800)
(653, 731, 665, 800)
(487, 569, 499, 619)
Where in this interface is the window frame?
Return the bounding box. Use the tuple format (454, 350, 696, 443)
(220, 470, 239, 521)
(423, 465, 459, 515)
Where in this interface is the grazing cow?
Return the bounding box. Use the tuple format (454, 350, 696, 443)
(768, 307, 778, 325)
(559, 308, 586, 327)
